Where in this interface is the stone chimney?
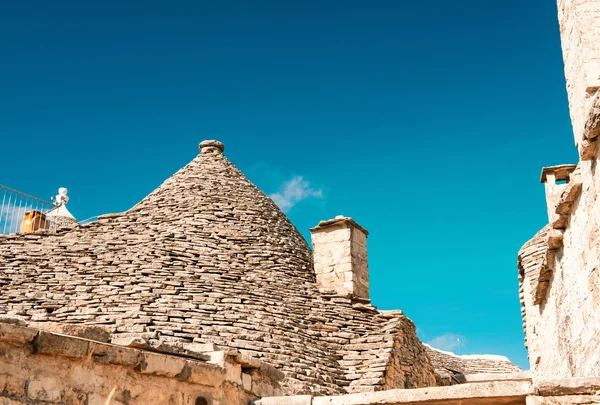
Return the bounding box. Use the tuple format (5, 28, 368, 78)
(540, 165, 577, 223)
(310, 216, 370, 300)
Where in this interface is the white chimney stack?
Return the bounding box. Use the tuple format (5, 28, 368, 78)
(310, 216, 370, 300)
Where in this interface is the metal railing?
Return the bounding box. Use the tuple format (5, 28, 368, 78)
(0, 184, 56, 235)
(79, 216, 100, 225)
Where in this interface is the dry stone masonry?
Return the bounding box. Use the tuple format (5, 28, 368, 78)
(517, 0, 600, 387)
(558, 0, 600, 158)
(0, 139, 474, 399)
(4, 0, 600, 402)
(310, 217, 370, 300)
(0, 319, 282, 405)
(423, 345, 521, 386)
(255, 0, 600, 401)
(519, 157, 600, 378)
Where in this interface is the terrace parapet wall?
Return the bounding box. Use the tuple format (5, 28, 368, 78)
(0, 320, 282, 405)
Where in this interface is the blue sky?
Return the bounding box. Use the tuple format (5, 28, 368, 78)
(0, 1, 579, 368)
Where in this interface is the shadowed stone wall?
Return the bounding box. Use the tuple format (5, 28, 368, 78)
(383, 331, 438, 390)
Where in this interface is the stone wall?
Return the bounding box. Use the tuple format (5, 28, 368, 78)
(516, 0, 600, 378)
(526, 378, 600, 404)
(334, 309, 437, 394)
(381, 316, 437, 391)
(520, 159, 600, 378)
(0, 321, 282, 405)
(557, 0, 600, 152)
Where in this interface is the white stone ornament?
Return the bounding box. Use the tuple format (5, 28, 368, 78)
(52, 187, 69, 206)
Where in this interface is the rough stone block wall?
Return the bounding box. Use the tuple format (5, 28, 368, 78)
(0, 322, 281, 405)
(522, 159, 600, 378)
(382, 326, 437, 391)
(557, 0, 600, 148)
(518, 0, 600, 378)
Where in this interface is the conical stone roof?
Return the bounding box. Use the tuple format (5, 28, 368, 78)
(128, 139, 315, 284)
(0, 141, 438, 395)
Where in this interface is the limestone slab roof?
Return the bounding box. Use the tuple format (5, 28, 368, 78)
(518, 226, 551, 300)
(424, 345, 522, 384)
(0, 141, 437, 395)
(517, 225, 552, 354)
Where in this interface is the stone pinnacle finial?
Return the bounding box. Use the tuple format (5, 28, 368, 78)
(52, 187, 69, 207)
(199, 140, 225, 154)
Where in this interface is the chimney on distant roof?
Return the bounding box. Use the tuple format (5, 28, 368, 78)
(540, 165, 577, 223)
(310, 216, 370, 300)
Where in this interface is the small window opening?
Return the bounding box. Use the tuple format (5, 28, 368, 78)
(195, 397, 208, 405)
(556, 179, 568, 185)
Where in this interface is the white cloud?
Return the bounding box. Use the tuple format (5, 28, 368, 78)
(426, 333, 466, 353)
(269, 176, 323, 213)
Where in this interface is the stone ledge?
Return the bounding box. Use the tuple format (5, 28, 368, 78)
(29, 322, 112, 343)
(527, 394, 600, 404)
(33, 331, 90, 359)
(0, 323, 38, 347)
(90, 342, 143, 367)
(463, 372, 531, 383)
(258, 395, 313, 405)
(540, 165, 577, 183)
(310, 216, 369, 236)
(536, 377, 600, 396)
(257, 381, 533, 405)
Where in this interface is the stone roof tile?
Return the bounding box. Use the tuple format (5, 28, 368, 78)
(0, 141, 436, 395)
(424, 345, 522, 385)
